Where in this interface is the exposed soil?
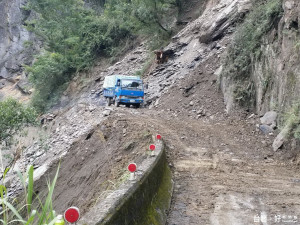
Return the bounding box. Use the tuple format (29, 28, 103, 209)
(5, 0, 300, 224)
(34, 114, 155, 215)
(115, 42, 300, 224)
(35, 46, 300, 223)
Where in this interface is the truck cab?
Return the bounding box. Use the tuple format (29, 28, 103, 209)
(103, 75, 144, 108)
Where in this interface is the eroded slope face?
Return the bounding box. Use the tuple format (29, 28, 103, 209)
(135, 0, 300, 224)
(29, 112, 156, 215)
(144, 0, 252, 117)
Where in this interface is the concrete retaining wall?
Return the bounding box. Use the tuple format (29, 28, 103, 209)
(80, 140, 173, 225)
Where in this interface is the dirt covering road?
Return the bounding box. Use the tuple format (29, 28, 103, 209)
(108, 61, 300, 225)
(53, 0, 300, 222)
(146, 110, 300, 225)
(68, 95, 300, 224)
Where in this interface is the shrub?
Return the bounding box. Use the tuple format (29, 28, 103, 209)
(25, 0, 134, 111)
(0, 99, 37, 144)
(104, 0, 177, 49)
(283, 102, 300, 140)
(26, 52, 73, 112)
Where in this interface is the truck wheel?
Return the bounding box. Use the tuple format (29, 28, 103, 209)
(107, 98, 111, 106)
(115, 101, 120, 107)
(135, 103, 140, 108)
(125, 104, 130, 108)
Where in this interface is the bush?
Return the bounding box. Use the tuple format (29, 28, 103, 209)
(25, 0, 134, 111)
(26, 52, 73, 112)
(104, 0, 176, 49)
(283, 102, 300, 140)
(223, 0, 283, 106)
(25, 0, 121, 111)
(0, 99, 37, 143)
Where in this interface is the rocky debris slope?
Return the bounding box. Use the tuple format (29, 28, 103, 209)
(3, 42, 150, 200)
(5, 105, 107, 195)
(143, 0, 300, 154)
(33, 111, 155, 215)
(144, 0, 252, 118)
(185, 0, 252, 44)
(135, 0, 300, 223)
(58, 42, 149, 108)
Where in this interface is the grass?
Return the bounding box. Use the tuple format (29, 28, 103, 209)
(94, 169, 130, 206)
(0, 164, 60, 225)
(134, 55, 154, 77)
(38, 134, 50, 153)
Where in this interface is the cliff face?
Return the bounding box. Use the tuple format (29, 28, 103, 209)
(220, 0, 300, 118)
(0, 0, 38, 99)
(253, 0, 300, 116)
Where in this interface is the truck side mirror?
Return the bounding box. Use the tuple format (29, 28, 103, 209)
(116, 80, 120, 86)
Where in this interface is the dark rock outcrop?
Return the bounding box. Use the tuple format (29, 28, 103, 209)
(0, 0, 39, 99)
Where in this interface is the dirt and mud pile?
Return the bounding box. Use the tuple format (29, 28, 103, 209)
(35, 112, 155, 215)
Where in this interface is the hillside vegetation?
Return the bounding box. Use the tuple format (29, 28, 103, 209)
(0, 99, 36, 147)
(25, 0, 181, 112)
(222, 0, 283, 108)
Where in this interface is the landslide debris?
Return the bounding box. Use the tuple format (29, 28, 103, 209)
(4, 0, 300, 224)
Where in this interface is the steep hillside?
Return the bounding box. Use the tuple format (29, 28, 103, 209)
(223, 0, 299, 117)
(2, 0, 300, 224)
(220, 0, 300, 153)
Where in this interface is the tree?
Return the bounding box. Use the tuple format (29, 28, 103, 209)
(104, 0, 177, 35)
(25, 0, 179, 111)
(0, 99, 37, 144)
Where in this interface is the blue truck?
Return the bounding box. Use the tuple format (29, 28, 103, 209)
(103, 75, 144, 108)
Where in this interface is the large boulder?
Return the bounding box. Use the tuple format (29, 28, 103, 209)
(198, 0, 252, 43)
(272, 130, 287, 151)
(260, 111, 277, 126)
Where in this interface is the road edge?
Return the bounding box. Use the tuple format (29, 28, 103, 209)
(80, 139, 173, 225)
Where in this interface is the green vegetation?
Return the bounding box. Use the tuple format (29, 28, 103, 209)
(223, 0, 283, 106)
(282, 102, 300, 140)
(134, 56, 153, 77)
(0, 165, 60, 225)
(0, 98, 37, 144)
(25, 0, 180, 112)
(104, 0, 179, 48)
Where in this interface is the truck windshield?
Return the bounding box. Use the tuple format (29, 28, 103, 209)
(121, 80, 143, 90)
